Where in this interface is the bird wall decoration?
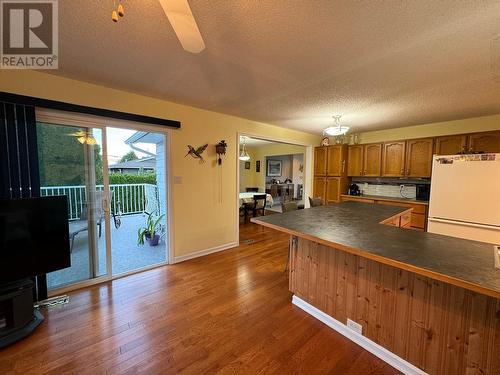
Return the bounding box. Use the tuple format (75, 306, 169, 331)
(185, 144, 208, 163)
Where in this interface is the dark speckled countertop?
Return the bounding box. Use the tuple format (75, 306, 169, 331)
(252, 202, 500, 299)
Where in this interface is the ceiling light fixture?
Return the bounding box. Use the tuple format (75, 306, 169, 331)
(239, 137, 250, 161)
(323, 115, 349, 136)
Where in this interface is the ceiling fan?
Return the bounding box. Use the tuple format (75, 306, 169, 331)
(67, 130, 97, 145)
(111, 0, 205, 54)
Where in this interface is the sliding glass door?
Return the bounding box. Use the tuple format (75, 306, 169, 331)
(37, 122, 108, 289)
(106, 127, 167, 275)
(35, 113, 169, 292)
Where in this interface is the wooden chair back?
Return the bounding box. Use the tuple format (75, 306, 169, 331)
(281, 201, 298, 213)
(246, 187, 259, 192)
(308, 196, 324, 207)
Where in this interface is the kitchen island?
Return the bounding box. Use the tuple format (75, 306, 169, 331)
(252, 202, 500, 375)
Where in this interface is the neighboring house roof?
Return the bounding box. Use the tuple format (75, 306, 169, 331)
(125, 131, 164, 145)
(109, 157, 156, 170)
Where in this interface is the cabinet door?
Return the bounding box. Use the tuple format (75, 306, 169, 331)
(347, 145, 363, 176)
(405, 138, 434, 177)
(435, 135, 467, 155)
(326, 145, 346, 176)
(314, 147, 328, 176)
(325, 177, 341, 204)
(363, 143, 382, 176)
(468, 131, 500, 153)
(382, 141, 406, 177)
(313, 176, 326, 202)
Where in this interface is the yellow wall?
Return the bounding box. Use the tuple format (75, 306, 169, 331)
(244, 143, 307, 192)
(0, 70, 320, 258)
(359, 114, 500, 144)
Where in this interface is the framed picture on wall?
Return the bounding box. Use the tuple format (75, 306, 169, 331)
(256, 160, 260, 172)
(267, 160, 282, 176)
(245, 161, 250, 169)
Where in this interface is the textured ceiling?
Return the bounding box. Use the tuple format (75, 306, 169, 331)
(49, 0, 500, 134)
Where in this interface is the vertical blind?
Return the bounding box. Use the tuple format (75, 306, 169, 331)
(0, 102, 40, 199)
(0, 101, 47, 300)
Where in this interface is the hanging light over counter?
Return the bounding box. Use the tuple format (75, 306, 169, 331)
(323, 115, 349, 136)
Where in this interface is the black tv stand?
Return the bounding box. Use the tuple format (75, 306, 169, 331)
(0, 279, 44, 348)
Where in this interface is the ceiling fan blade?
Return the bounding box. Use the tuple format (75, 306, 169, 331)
(158, 0, 205, 54)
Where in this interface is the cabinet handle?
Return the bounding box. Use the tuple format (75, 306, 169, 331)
(342, 160, 345, 173)
(400, 168, 404, 175)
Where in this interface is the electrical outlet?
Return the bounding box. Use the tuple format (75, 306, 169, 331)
(347, 319, 363, 335)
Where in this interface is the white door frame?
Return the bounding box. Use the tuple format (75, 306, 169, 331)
(236, 132, 313, 244)
(36, 109, 174, 296)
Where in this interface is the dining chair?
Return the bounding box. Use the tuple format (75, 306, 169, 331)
(243, 194, 267, 222)
(308, 196, 324, 207)
(281, 201, 298, 213)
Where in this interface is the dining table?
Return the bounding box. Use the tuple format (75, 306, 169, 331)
(238, 192, 274, 207)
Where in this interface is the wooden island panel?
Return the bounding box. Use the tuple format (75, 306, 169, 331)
(289, 237, 500, 375)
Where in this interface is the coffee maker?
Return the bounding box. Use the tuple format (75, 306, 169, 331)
(348, 183, 360, 196)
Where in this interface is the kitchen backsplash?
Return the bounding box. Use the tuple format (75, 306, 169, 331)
(355, 182, 417, 199)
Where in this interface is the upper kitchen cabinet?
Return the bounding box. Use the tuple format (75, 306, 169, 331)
(314, 147, 328, 176)
(326, 145, 347, 176)
(363, 143, 382, 176)
(468, 131, 500, 153)
(405, 138, 434, 177)
(435, 135, 468, 155)
(347, 145, 363, 177)
(382, 141, 406, 177)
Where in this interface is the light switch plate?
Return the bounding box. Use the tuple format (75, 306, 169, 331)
(347, 319, 363, 335)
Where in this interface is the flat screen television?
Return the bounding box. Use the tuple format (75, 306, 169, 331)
(0, 196, 71, 284)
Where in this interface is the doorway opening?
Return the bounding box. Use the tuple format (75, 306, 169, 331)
(237, 134, 312, 244)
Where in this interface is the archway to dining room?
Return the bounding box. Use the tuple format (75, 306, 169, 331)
(236, 134, 312, 244)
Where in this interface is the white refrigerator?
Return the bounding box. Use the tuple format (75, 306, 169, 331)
(427, 153, 500, 245)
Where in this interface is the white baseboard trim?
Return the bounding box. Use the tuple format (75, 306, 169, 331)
(172, 242, 238, 264)
(292, 295, 427, 375)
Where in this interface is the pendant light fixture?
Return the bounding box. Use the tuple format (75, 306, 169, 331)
(323, 115, 349, 136)
(239, 137, 250, 161)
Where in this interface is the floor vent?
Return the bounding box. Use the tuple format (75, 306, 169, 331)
(241, 239, 255, 245)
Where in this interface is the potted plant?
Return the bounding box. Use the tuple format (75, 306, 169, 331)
(137, 213, 164, 246)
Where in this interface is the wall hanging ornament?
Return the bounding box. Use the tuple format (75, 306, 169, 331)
(185, 144, 208, 163)
(215, 140, 227, 165)
(112, 1, 125, 22)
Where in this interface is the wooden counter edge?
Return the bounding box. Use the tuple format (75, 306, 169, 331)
(251, 213, 500, 300)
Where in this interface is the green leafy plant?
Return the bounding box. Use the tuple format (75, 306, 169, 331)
(137, 213, 165, 245)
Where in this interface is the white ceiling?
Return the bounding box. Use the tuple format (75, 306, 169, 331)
(50, 1, 500, 134)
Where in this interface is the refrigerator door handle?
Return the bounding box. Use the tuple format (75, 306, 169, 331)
(428, 217, 500, 230)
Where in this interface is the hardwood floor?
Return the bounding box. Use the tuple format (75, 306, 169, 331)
(0, 224, 400, 374)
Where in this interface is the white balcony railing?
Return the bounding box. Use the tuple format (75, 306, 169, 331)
(41, 183, 159, 220)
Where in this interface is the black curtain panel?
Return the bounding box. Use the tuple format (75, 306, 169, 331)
(0, 102, 47, 300)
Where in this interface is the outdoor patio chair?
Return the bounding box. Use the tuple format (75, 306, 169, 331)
(68, 190, 112, 252)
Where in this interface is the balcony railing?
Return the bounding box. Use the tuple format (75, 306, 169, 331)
(41, 183, 159, 220)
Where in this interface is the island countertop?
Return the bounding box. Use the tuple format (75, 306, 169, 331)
(252, 202, 500, 299)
